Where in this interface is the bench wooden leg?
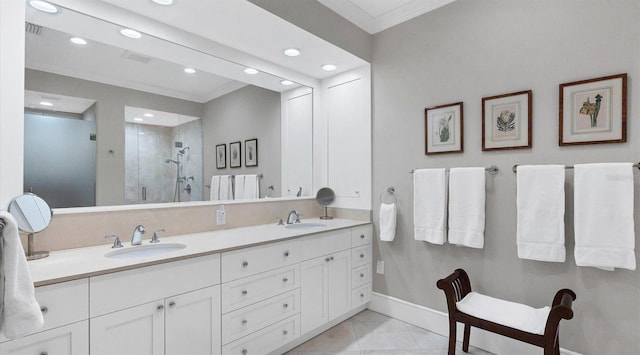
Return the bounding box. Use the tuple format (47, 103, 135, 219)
(462, 324, 471, 352)
(448, 319, 457, 355)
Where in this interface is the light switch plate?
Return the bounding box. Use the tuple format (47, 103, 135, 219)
(376, 260, 384, 274)
(216, 205, 226, 225)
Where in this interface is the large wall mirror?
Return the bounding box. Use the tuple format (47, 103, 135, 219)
(24, 3, 313, 208)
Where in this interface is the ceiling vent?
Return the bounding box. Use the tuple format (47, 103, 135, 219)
(25, 22, 43, 35)
(121, 50, 153, 64)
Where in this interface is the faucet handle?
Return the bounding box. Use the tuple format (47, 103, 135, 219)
(276, 218, 284, 226)
(295, 213, 302, 223)
(150, 229, 165, 244)
(105, 235, 123, 248)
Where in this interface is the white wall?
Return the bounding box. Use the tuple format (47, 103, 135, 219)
(0, 0, 25, 208)
(371, 1, 640, 354)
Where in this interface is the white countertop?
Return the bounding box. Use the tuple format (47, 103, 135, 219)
(30, 218, 370, 287)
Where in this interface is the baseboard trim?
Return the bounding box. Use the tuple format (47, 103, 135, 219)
(368, 292, 581, 355)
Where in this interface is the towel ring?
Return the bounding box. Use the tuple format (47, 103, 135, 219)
(380, 187, 397, 204)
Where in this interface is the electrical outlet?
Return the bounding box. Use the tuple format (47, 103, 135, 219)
(216, 205, 226, 225)
(376, 260, 384, 274)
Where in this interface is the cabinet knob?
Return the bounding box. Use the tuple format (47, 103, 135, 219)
(283, 329, 288, 336)
(40, 306, 48, 314)
(283, 277, 288, 283)
(360, 293, 365, 298)
(283, 251, 289, 257)
(283, 303, 288, 309)
(168, 301, 176, 308)
(360, 234, 365, 239)
(40, 352, 48, 355)
(242, 319, 247, 325)
(242, 261, 249, 268)
(242, 290, 248, 295)
(360, 254, 364, 258)
(157, 305, 164, 311)
(325, 257, 331, 262)
(242, 349, 248, 355)
(330, 256, 334, 261)
(360, 273, 364, 278)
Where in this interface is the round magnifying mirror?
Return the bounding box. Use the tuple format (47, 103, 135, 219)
(8, 193, 52, 260)
(316, 187, 335, 220)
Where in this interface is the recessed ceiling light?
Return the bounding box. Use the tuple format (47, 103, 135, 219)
(29, 1, 58, 14)
(322, 64, 337, 71)
(152, 0, 174, 5)
(184, 68, 196, 74)
(134, 117, 144, 122)
(244, 68, 259, 75)
(143, 113, 154, 117)
(69, 37, 87, 45)
(120, 28, 142, 39)
(280, 80, 293, 86)
(39, 101, 53, 106)
(284, 48, 301, 57)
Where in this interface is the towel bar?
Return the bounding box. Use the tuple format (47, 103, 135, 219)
(380, 187, 397, 204)
(410, 165, 499, 175)
(512, 162, 640, 173)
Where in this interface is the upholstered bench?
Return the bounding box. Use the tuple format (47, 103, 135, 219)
(437, 269, 575, 355)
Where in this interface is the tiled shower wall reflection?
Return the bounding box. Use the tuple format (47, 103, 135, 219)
(125, 120, 203, 204)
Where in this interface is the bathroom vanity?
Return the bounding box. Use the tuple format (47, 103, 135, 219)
(0, 219, 372, 355)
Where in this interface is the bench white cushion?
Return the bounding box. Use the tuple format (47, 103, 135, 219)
(456, 292, 550, 335)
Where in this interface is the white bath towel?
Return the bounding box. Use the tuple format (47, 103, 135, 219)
(233, 175, 246, 200)
(574, 163, 635, 270)
(379, 203, 396, 242)
(516, 165, 566, 262)
(0, 211, 44, 339)
(413, 168, 447, 244)
(210, 175, 231, 201)
(242, 174, 259, 199)
(447, 167, 485, 248)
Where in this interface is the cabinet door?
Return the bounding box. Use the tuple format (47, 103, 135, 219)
(90, 301, 164, 355)
(165, 286, 221, 355)
(0, 321, 88, 355)
(300, 255, 329, 334)
(327, 249, 351, 320)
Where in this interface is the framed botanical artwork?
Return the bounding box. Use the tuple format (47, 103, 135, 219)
(425, 102, 463, 155)
(559, 73, 627, 146)
(215, 144, 226, 169)
(482, 90, 532, 151)
(245, 138, 258, 167)
(229, 141, 241, 168)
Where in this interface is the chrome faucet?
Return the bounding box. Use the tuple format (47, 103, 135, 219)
(287, 210, 301, 224)
(296, 187, 302, 197)
(131, 225, 146, 246)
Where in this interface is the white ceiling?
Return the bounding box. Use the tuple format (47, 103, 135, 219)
(25, 90, 95, 114)
(317, 0, 457, 34)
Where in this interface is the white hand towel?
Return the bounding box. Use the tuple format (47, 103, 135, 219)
(574, 163, 635, 270)
(516, 165, 566, 262)
(209, 175, 221, 200)
(413, 168, 447, 244)
(233, 175, 245, 200)
(448, 167, 485, 248)
(242, 175, 259, 199)
(379, 203, 396, 242)
(0, 211, 44, 339)
(219, 175, 231, 200)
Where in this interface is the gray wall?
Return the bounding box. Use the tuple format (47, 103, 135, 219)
(371, 1, 639, 353)
(25, 69, 204, 206)
(203, 85, 281, 199)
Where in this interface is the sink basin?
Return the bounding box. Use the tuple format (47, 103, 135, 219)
(284, 222, 327, 230)
(105, 243, 186, 259)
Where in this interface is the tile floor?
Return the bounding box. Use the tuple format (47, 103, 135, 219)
(285, 310, 494, 355)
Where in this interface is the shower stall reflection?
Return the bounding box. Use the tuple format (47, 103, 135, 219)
(125, 115, 202, 204)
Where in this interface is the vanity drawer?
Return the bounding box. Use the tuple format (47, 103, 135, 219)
(296, 229, 351, 261)
(90, 254, 220, 317)
(352, 283, 372, 308)
(351, 224, 373, 247)
(36, 279, 89, 333)
(222, 240, 300, 282)
(351, 264, 371, 289)
(0, 320, 88, 355)
(222, 289, 299, 345)
(222, 314, 300, 355)
(351, 244, 372, 268)
(222, 265, 300, 313)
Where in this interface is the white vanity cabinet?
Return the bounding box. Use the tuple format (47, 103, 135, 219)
(351, 225, 373, 308)
(0, 279, 89, 355)
(89, 254, 221, 355)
